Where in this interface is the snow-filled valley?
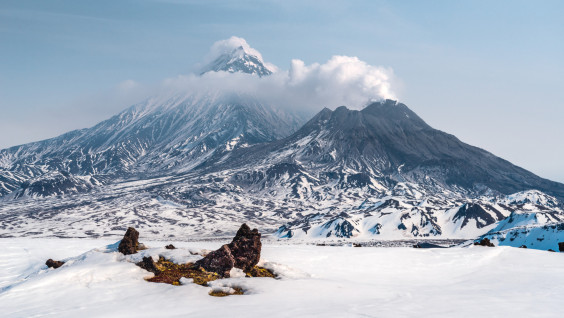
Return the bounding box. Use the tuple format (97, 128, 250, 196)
(1, 238, 563, 318)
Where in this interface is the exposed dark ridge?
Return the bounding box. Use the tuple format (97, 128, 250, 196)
(211, 100, 564, 200)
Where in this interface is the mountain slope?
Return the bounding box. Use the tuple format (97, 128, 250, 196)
(219, 100, 564, 200)
(0, 101, 562, 243)
(0, 38, 563, 245)
(0, 42, 305, 197)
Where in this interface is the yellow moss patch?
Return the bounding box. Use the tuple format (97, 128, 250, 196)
(145, 258, 276, 297)
(246, 266, 276, 278)
(146, 257, 220, 286)
(209, 287, 244, 297)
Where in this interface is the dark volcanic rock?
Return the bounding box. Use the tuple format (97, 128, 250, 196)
(548, 249, 556, 252)
(136, 256, 160, 275)
(474, 238, 495, 247)
(195, 244, 235, 277)
(413, 242, 447, 249)
(165, 244, 176, 250)
(45, 259, 65, 269)
(559, 242, 564, 252)
(227, 223, 262, 272)
(195, 224, 262, 276)
(118, 227, 139, 255)
(519, 245, 528, 248)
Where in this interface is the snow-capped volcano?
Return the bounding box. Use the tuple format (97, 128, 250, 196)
(218, 100, 564, 200)
(1, 99, 562, 244)
(200, 36, 276, 76)
(0, 37, 563, 248)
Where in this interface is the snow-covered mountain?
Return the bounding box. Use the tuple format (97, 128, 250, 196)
(275, 190, 563, 240)
(217, 100, 564, 198)
(199, 36, 276, 76)
(0, 39, 305, 198)
(0, 38, 563, 248)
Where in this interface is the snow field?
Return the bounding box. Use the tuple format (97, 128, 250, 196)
(0, 238, 563, 317)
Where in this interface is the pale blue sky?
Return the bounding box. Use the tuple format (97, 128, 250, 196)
(0, 0, 563, 182)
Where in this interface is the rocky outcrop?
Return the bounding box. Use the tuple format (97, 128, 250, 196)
(195, 224, 262, 277)
(136, 256, 160, 275)
(195, 245, 235, 277)
(118, 227, 139, 255)
(474, 238, 495, 247)
(559, 242, 564, 252)
(46, 259, 65, 269)
(165, 244, 176, 250)
(227, 224, 262, 272)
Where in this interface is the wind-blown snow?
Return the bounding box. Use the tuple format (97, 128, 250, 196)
(202, 36, 278, 73)
(1, 238, 563, 317)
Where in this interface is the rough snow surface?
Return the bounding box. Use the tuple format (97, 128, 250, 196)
(0, 238, 563, 317)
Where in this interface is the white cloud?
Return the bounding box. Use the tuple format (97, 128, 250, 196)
(199, 36, 278, 73)
(204, 36, 265, 65)
(87, 37, 397, 120)
(159, 39, 396, 114)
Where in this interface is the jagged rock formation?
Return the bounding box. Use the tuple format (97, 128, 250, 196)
(195, 224, 261, 277)
(118, 227, 139, 255)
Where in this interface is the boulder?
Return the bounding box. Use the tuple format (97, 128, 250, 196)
(227, 224, 262, 272)
(137, 256, 160, 275)
(45, 259, 65, 269)
(519, 245, 527, 248)
(165, 244, 176, 250)
(559, 242, 564, 252)
(195, 223, 262, 276)
(118, 227, 139, 255)
(548, 249, 556, 252)
(195, 244, 235, 277)
(474, 238, 495, 247)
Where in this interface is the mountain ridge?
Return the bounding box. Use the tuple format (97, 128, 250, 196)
(0, 37, 562, 247)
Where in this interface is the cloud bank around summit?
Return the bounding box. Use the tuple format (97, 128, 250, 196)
(156, 36, 397, 113)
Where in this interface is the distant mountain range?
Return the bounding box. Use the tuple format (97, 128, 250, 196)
(0, 38, 562, 250)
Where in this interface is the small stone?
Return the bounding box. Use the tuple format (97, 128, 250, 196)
(136, 256, 160, 274)
(474, 238, 495, 247)
(137, 243, 148, 251)
(118, 227, 139, 255)
(165, 244, 176, 250)
(46, 259, 65, 269)
(519, 245, 527, 248)
(548, 249, 556, 252)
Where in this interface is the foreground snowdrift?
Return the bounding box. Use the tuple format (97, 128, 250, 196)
(0, 238, 563, 317)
